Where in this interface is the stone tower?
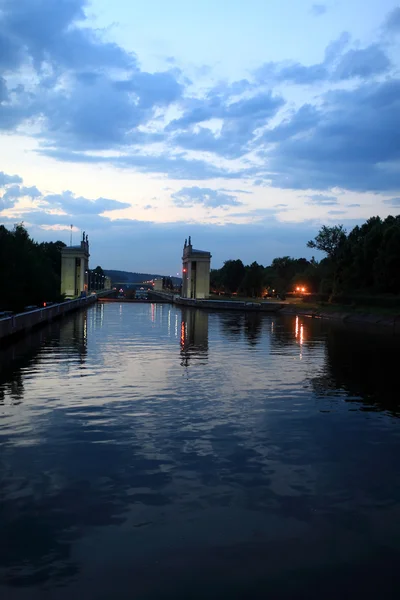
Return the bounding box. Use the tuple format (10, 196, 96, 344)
(181, 236, 211, 299)
(61, 232, 90, 298)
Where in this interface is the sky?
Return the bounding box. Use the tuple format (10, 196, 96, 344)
(0, 0, 400, 274)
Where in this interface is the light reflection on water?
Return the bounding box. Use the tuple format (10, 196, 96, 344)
(0, 303, 400, 600)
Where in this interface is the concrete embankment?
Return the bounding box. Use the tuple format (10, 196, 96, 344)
(99, 296, 170, 303)
(0, 296, 97, 342)
(174, 297, 284, 312)
(280, 306, 400, 334)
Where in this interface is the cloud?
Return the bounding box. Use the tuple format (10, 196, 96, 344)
(348, 203, 361, 207)
(304, 194, 338, 205)
(0, 184, 42, 209)
(328, 210, 347, 215)
(256, 32, 350, 85)
(384, 7, 400, 33)
(171, 187, 243, 209)
(264, 79, 400, 192)
(0, 171, 23, 186)
(256, 33, 391, 86)
(38, 148, 254, 180)
(0, 0, 185, 152)
(43, 191, 130, 215)
(383, 197, 400, 206)
(334, 45, 391, 80)
(0, 0, 135, 72)
(310, 4, 327, 17)
(167, 91, 285, 158)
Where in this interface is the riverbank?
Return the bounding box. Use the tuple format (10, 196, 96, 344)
(281, 303, 400, 334)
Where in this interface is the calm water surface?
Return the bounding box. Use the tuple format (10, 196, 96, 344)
(0, 303, 400, 599)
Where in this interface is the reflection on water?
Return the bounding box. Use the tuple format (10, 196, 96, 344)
(180, 308, 208, 367)
(0, 304, 400, 599)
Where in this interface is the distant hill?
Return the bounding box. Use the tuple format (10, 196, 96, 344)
(104, 270, 181, 285)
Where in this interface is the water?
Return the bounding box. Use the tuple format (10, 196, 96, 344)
(1, 303, 400, 599)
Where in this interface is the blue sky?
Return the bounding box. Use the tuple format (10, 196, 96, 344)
(0, 0, 399, 273)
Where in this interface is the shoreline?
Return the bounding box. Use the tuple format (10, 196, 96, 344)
(174, 296, 400, 334)
(280, 305, 400, 334)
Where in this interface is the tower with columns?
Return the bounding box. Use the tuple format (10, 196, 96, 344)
(181, 236, 211, 299)
(61, 232, 90, 298)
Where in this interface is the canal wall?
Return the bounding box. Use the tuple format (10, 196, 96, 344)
(280, 306, 400, 334)
(174, 297, 284, 312)
(0, 296, 98, 342)
(99, 296, 171, 304)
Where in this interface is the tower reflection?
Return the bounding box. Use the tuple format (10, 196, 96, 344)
(180, 308, 209, 367)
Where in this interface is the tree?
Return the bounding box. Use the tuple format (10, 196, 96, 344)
(0, 224, 65, 312)
(240, 262, 264, 297)
(220, 259, 246, 294)
(307, 225, 347, 296)
(307, 225, 347, 260)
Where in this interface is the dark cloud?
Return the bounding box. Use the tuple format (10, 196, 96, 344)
(0, 0, 135, 72)
(0, 0, 185, 151)
(0, 184, 41, 209)
(0, 0, 399, 193)
(256, 33, 350, 86)
(38, 148, 255, 180)
(171, 187, 242, 209)
(256, 34, 391, 86)
(384, 7, 400, 33)
(0, 171, 23, 186)
(334, 45, 391, 80)
(167, 91, 284, 158)
(310, 4, 327, 17)
(304, 194, 338, 206)
(264, 79, 400, 192)
(263, 104, 320, 143)
(383, 197, 400, 206)
(43, 191, 130, 215)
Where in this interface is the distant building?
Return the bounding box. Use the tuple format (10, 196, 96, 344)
(104, 276, 112, 290)
(61, 233, 90, 298)
(153, 279, 163, 291)
(181, 236, 211, 299)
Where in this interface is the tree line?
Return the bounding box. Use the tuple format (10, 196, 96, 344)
(210, 215, 400, 301)
(0, 224, 67, 312)
(0, 224, 107, 313)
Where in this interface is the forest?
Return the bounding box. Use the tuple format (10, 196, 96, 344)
(0, 224, 105, 313)
(0, 224, 66, 312)
(210, 215, 400, 304)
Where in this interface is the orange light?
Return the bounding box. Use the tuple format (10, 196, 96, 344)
(302, 287, 306, 292)
(43, 302, 46, 307)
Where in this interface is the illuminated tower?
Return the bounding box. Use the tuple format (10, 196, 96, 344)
(181, 236, 211, 299)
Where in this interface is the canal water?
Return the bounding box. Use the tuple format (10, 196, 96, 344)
(0, 303, 399, 599)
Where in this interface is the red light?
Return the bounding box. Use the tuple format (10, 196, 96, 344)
(183, 268, 187, 273)
(43, 302, 47, 307)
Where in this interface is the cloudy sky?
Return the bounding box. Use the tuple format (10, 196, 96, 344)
(1, 0, 399, 274)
